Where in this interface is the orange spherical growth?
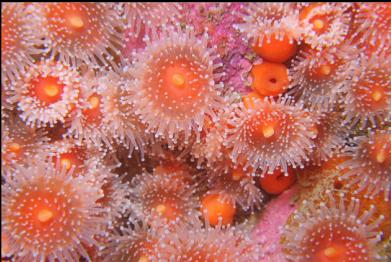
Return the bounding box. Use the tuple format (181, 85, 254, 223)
(253, 33, 298, 63)
(259, 167, 296, 195)
(201, 193, 236, 226)
(251, 62, 290, 97)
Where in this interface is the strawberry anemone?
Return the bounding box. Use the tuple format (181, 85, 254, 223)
(128, 26, 225, 144)
(1, 3, 47, 85)
(299, 3, 352, 50)
(12, 60, 80, 128)
(1, 117, 49, 174)
(1, 158, 107, 262)
(341, 52, 390, 129)
(98, 71, 149, 157)
(235, 3, 300, 49)
(288, 45, 355, 110)
(158, 219, 262, 261)
(101, 222, 162, 262)
(65, 70, 113, 149)
(309, 110, 349, 165)
(129, 169, 200, 226)
(339, 130, 391, 202)
(282, 194, 384, 261)
(121, 3, 182, 36)
(351, 3, 391, 51)
(38, 3, 124, 69)
(223, 97, 316, 175)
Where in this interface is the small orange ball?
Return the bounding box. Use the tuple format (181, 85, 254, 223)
(253, 33, 298, 63)
(201, 193, 236, 226)
(250, 62, 290, 97)
(259, 167, 296, 195)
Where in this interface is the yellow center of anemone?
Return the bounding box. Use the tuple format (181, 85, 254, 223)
(88, 96, 100, 109)
(69, 16, 84, 29)
(371, 90, 383, 102)
(172, 73, 186, 87)
(155, 204, 166, 214)
(61, 158, 72, 170)
(324, 246, 338, 258)
(376, 149, 386, 163)
(262, 125, 275, 138)
(44, 84, 60, 97)
(8, 142, 21, 153)
(310, 125, 319, 139)
(320, 65, 331, 76)
(37, 209, 53, 223)
(138, 256, 149, 262)
(313, 19, 324, 29)
(232, 170, 243, 181)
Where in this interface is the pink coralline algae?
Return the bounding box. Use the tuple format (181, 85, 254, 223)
(1, 3, 390, 262)
(181, 3, 254, 93)
(252, 186, 298, 262)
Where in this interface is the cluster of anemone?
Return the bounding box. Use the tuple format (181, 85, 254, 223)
(282, 193, 385, 261)
(1, 3, 390, 262)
